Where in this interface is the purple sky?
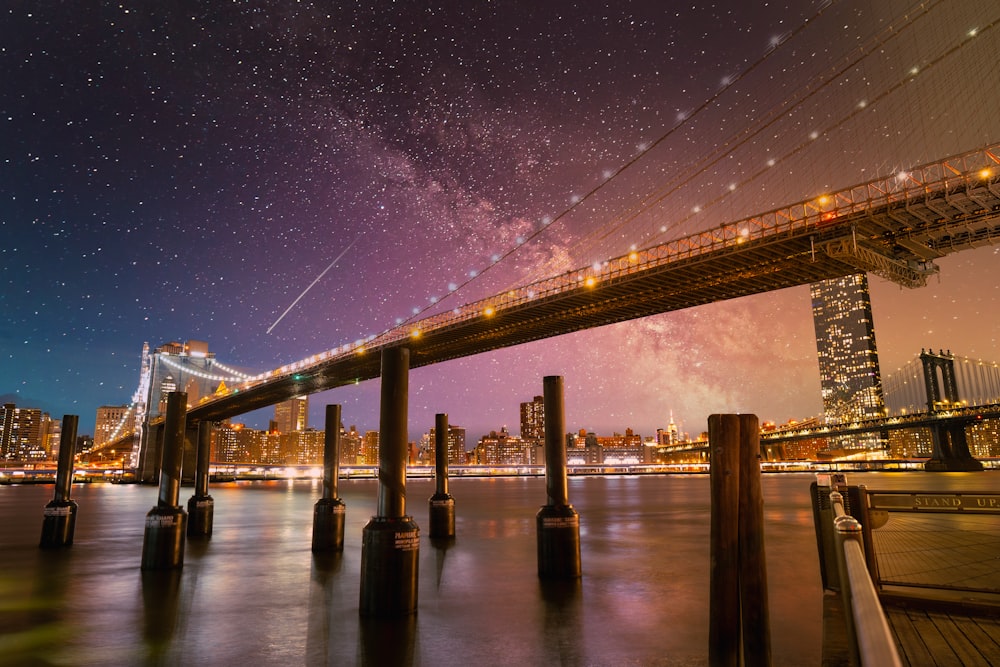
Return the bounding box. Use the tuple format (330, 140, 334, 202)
(3, 1, 999, 441)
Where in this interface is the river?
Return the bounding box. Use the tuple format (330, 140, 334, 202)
(1, 471, 997, 666)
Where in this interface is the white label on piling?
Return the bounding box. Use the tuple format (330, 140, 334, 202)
(44, 506, 72, 517)
(542, 516, 578, 528)
(394, 530, 419, 551)
(146, 515, 176, 528)
(431, 499, 451, 507)
(333, 505, 346, 514)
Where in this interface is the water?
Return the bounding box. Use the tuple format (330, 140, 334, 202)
(2, 472, 997, 666)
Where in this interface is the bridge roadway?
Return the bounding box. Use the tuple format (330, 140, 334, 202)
(182, 144, 1000, 425)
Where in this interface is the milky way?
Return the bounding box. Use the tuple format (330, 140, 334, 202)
(3, 1, 999, 439)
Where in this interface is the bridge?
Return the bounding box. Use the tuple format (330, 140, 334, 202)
(88, 143, 1000, 477)
(87, 142, 998, 480)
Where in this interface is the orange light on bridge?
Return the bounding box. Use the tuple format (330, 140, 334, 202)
(584, 276, 597, 287)
(817, 195, 830, 206)
(628, 251, 639, 262)
(410, 329, 421, 339)
(979, 168, 992, 179)
(483, 306, 495, 317)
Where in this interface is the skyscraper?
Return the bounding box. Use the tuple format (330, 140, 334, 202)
(520, 395, 544, 441)
(274, 395, 308, 433)
(810, 273, 886, 433)
(0, 403, 43, 461)
(427, 424, 467, 464)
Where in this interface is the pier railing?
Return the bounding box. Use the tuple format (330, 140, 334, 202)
(813, 479, 902, 666)
(851, 488, 1000, 597)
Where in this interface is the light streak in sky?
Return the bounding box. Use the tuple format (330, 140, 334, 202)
(266, 238, 358, 334)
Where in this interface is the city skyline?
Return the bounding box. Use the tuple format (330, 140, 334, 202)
(3, 2, 999, 440)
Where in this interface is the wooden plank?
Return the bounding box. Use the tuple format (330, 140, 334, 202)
(905, 608, 963, 667)
(933, 613, 991, 666)
(885, 606, 932, 667)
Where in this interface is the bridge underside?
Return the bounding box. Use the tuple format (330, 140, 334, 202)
(185, 165, 1000, 425)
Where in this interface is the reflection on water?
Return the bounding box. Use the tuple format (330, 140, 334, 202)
(0, 472, 996, 665)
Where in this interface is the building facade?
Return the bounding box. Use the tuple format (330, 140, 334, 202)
(810, 273, 886, 446)
(520, 395, 545, 441)
(274, 396, 309, 433)
(0, 403, 44, 462)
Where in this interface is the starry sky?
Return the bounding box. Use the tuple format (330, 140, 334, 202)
(3, 0, 999, 441)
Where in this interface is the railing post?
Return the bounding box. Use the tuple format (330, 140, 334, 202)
(40, 414, 79, 548)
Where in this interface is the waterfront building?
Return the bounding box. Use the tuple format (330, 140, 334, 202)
(38, 413, 60, 460)
(426, 423, 467, 464)
(520, 395, 545, 441)
(341, 425, 364, 465)
(476, 427, 540, 465)
(0, 403, 44, 462)
(277, 428, 324, 465)
(94, 405, 135, 450)
(274, 396, 308, 433)
(810, 273, 886, 449)
(362, 430, 379, 465)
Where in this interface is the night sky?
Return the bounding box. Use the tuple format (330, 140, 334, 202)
(3, 1, 999, 441)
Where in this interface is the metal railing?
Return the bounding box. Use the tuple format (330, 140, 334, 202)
(828, 490, 903, 666)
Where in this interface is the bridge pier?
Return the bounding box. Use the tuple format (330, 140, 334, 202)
(186, 421, 214, 538)
(925, 422, 984, 472)
(313, 404, 346, 552)
(40, 415, 79, 548)
(141, 392, 188, 570)
(360, 347, 420, 616)
(536, 375, 581, 579)
(429, 413, 456, 540)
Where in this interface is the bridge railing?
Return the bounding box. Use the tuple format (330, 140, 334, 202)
(232, 143, 999, 395)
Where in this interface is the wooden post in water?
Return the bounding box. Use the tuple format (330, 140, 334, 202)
(708, 413, 771, 667)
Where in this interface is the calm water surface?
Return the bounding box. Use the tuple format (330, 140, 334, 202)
(2, 471, 997, 666)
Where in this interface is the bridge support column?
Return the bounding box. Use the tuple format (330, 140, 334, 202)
(360, 348, 419, 616)
(141, 392, 188, 570)
(313, 404, 346, 552)
(186, 421, 214, 538)
(138, 421, 164, 485)
(925, 423, 983, 472)
(536, 376, 581, 579)
(40, 415, 79, 548)
(429, 413, 456, 540)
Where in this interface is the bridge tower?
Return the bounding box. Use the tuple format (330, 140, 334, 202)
(920, 350, 983, 472)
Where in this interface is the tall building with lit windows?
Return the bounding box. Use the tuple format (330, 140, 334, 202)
(274, 396, 308, 433)
(520, 395, 544, 441)
(94, 405, 135, 449)
(810, 273, 886, 434)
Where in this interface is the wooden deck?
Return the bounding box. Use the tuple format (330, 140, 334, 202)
(823, 590, 1000, 666)
(885, 601, 1000, 666)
